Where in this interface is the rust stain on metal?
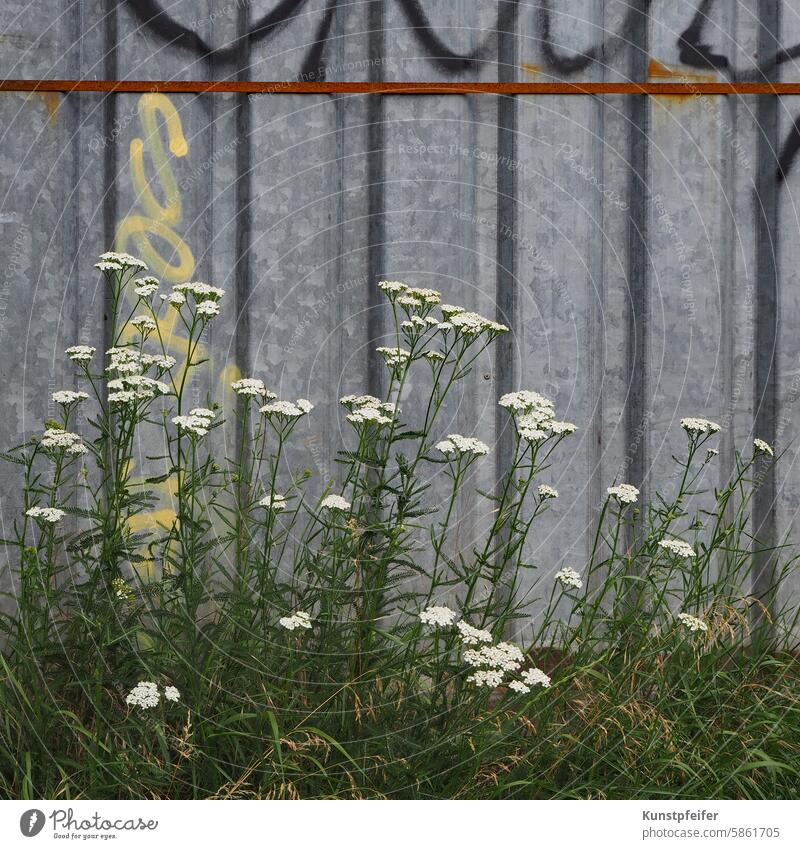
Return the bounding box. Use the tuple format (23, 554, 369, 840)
(2, 79, 800, 95)
(648, 59, 718, 84)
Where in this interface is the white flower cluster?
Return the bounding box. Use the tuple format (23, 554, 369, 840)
(463, 639, 549, 695)
(142, 353, 176, 370)
(435, 433, 490, 457)
(125, 680, 180, 710)
(414, 607, 551, 696)
(259, 493, 287, 511)
(173, 407, 216, 437)
(232, 378, 275, 399)
(607, 483, 639, 504)
(106, 347, 145, 376)
(26, 506, 66, 523)
(320, 494, 351, 511)
(465, 669, 505, 688)
(65, 345, 95, 362)
(449, 311, 508, 337)
(172, 281, 225, 300)
(537, 484, 558, 499)
(341, 394, 395, 426)
(196, 300, 220, 317)
(418, 605, 458, 627)
(108, 375, 171, 403)
(499, 390, 577, 443)
(133, 276, 160, 297)
(40, 429, 88, 455)
(680, 417, 721, 435)
(96, 251, 147, 272)
(279, 610, 312, 631)
(376, 346, 412, 370)
(440, 304, 464, 318)
(52, 390, 88, 405)
(521, 667, 551, 689)
(131, 315, 157, 333)
(658, 537, 696, 559)
(508, 667, 552, 695)
(159, 281, 225, 318)
(164, 685, 181, 702)
(260, 399, 313, 418)
(377, 280, 407, 297)
(754, 438, 774, 457)
(554, 566, 582, 590)
(464, 642, 525, 672)
(112, 577, 134, 602)
(677, 612, 708, 633)
(456, 620, 493, 646)
(499, 390, 554, 415)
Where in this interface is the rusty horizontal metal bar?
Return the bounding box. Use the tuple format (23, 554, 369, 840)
(4, 79, 800, 95)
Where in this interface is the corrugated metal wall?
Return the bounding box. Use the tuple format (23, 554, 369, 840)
(2, 0, 800, 621)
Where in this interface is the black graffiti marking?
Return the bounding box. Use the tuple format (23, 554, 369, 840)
(677, 0, 800, 182)
(124, 0, 313, 67)
(538, 0, 652, 75)
(776, 117, 800, 183)
(677, 0, 729, 71)
(124, 0, 519, 77)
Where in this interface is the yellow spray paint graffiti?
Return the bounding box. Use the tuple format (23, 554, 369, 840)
(114, 92, 240, 539)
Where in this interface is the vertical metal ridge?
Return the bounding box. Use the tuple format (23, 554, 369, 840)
(752, 0, 780, 635)
(494, 1, 519, 624)
(625, 1, 650, 519)
(495, 0, 519, 494)
(366, 0, 386, 399)
(234, 1, 252, 389)
(103, 0, 118, 358)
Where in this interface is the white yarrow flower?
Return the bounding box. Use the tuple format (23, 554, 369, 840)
(133, 276, 159, 297)
(463, 642, 524, 672)
(65, 345, 95, 362)
(754, 438, 773, 457)
(677, 612, 708, 633)
(320, 494, 351, 511)
(173, 408, 215, 437)
(164, 685, 181, 703)
(232, 378, 274, 398)
(41, 429, 85, 452)
(607, 483, 639, 504)
(26, 506, 65, 523)
(260, 399, 312, 418)
(279, 610, 312, 631)
(554, 566, 582, 590)
(466, 669, 505, 688)
(680, 417, 721, 435)
(125, 680, 160, 710)
(521, 667, 551, 688)
(658, 537, 696, 558)
(377, 280, 407, 298)
(537, 484, 558, 499)
(196, 300, 220, 317)
(456, 621, 493, 646)
(418, 605, 458, 628)
(436, 434, 490, 457)
(52, 390, 89, 405)
(99, 251, 147, 270)
(258, 493, 287, 511)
